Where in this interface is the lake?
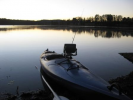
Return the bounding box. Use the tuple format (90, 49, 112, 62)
(0, 25, 133, 95)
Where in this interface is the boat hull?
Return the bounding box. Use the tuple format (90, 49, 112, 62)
(40, 51, 131, 100)
(41, 67, 120, 100)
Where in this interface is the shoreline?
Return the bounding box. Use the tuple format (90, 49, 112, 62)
(109, 71, 133, 99)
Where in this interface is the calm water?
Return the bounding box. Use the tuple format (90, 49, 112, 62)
(0, 25, 133, 95)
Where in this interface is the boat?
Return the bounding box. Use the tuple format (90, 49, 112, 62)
(40, 44, 131, 100)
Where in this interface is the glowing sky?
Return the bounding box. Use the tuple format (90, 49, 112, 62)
(0, 0, 133, 20)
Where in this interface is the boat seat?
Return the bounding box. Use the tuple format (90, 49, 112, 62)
(64, 44, 77, 57)
(46, 54, 64, 60)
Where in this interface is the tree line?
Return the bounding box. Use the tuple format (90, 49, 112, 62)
(0, 14, 133, 27)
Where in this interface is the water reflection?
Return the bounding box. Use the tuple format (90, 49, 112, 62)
(0, 25, 37, 31)
(0, 25, 133, 38)
(0, 25, 133, 97)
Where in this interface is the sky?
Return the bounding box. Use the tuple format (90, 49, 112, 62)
(0, 0, 133, 20)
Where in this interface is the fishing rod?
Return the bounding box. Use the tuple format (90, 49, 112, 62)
(71, 8, 84, 44)
(72, 32, 76, 44)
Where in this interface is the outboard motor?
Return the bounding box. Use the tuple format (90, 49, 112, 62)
(63, 44, 77, 58)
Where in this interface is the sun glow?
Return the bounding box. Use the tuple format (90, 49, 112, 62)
(0, 0, 133, 20)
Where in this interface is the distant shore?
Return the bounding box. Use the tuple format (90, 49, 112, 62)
(0, 18, 133, 27)
(0, 25, 133, 30)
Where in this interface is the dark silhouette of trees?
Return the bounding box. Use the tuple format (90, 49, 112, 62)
(0, 14, 133, 27)
(106, 15, 113, 22)
(95, 14, 100, 22)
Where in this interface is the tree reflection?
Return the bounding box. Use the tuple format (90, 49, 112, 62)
(0, 26, 133, 38)
(94, 30, 123, 38)
(70, 27, 133, 38)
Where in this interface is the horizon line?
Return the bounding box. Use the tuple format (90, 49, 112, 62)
(0, 15, 133, 21)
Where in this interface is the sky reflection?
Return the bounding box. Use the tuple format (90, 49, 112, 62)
(0, 25, 133, 94)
